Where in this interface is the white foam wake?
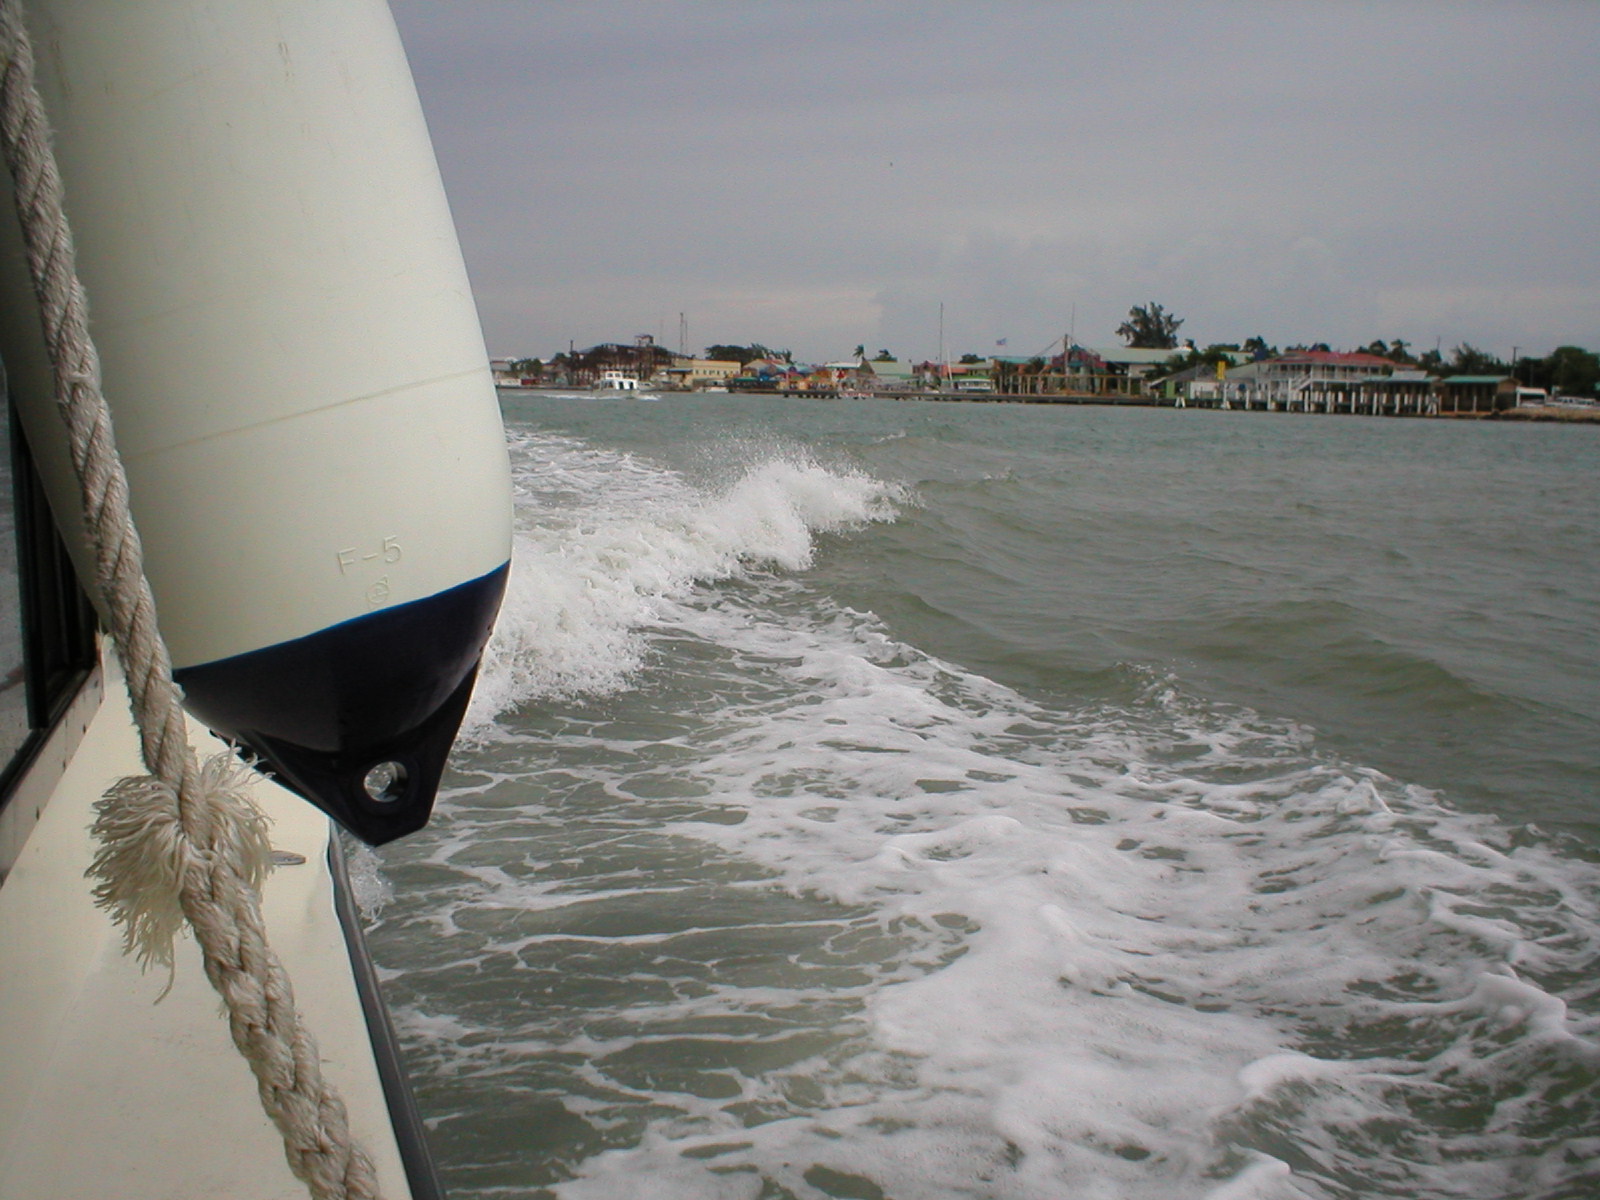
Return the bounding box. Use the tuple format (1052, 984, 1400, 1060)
(544, 602, 1600, 1199)
(464, 432, 903, 733)
(390, 430, 1600, 1200)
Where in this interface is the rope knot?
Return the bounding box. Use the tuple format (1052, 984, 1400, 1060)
(87, 752, 273, 977)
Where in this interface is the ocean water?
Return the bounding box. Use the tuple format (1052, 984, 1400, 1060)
(361, 395, 1600, 1200)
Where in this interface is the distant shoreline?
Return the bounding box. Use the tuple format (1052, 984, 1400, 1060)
(1474, 404, 1600, 424)
(496, 384, 1600, 422)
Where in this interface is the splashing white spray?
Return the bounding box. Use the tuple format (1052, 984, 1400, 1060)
(463, 434, 903, 733)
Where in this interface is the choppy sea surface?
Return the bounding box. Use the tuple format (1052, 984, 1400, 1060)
(360, 395, 1600, 1200)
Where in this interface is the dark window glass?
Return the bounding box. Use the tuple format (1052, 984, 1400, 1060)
(0, 387, 98, 800)
(0, 395, 25, 769)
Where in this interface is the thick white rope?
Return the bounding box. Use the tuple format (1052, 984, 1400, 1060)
(0, 7, 383, 1199)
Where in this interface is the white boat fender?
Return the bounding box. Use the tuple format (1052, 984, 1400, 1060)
(0, 0, 513, 845)
(172, 564, 508, 846)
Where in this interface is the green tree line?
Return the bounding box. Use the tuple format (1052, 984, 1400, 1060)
(1119, 304, 1597, 395)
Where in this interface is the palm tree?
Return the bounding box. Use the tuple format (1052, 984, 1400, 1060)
(1116, 302, 1183, 349)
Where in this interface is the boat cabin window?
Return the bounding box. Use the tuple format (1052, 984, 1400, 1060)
(0, 398, 25, 771)
(0, 382, 98, 804)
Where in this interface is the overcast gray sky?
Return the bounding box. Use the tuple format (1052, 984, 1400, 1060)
(390, 1, 1599, 365)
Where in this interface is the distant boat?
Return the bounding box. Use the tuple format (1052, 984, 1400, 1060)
(593, 369, 641, 394)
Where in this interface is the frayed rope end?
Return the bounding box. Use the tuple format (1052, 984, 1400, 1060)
(86, 752, 274, 981)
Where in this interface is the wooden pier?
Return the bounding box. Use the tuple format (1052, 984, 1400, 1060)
(873, 390, 1161, 406)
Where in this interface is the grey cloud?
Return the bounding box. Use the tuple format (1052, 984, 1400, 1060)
(392, 1, 1600, 361)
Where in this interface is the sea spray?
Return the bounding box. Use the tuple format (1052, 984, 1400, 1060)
(463, 431, 904, 733)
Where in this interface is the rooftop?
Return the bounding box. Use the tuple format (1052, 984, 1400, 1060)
(1273, 351, 1396, 368)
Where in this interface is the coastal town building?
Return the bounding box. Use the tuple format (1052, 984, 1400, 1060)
(982, 346, 1182, 397)
(488, 335, 1589, 418)
(661, 358, 741, 389)
(913, 359, 997, 392)
(1437, 375, 1520, 414)
(1169, 357, 1530, 416)
(864, 359, 916, 391)
(1089, 346, 1176, 393)
(1177, 350, 1400, 409)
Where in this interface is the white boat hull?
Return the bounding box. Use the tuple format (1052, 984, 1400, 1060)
(0, 654, 416, 1198)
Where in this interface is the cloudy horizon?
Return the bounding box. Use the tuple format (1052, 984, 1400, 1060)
(390, 1, 1599, 366)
